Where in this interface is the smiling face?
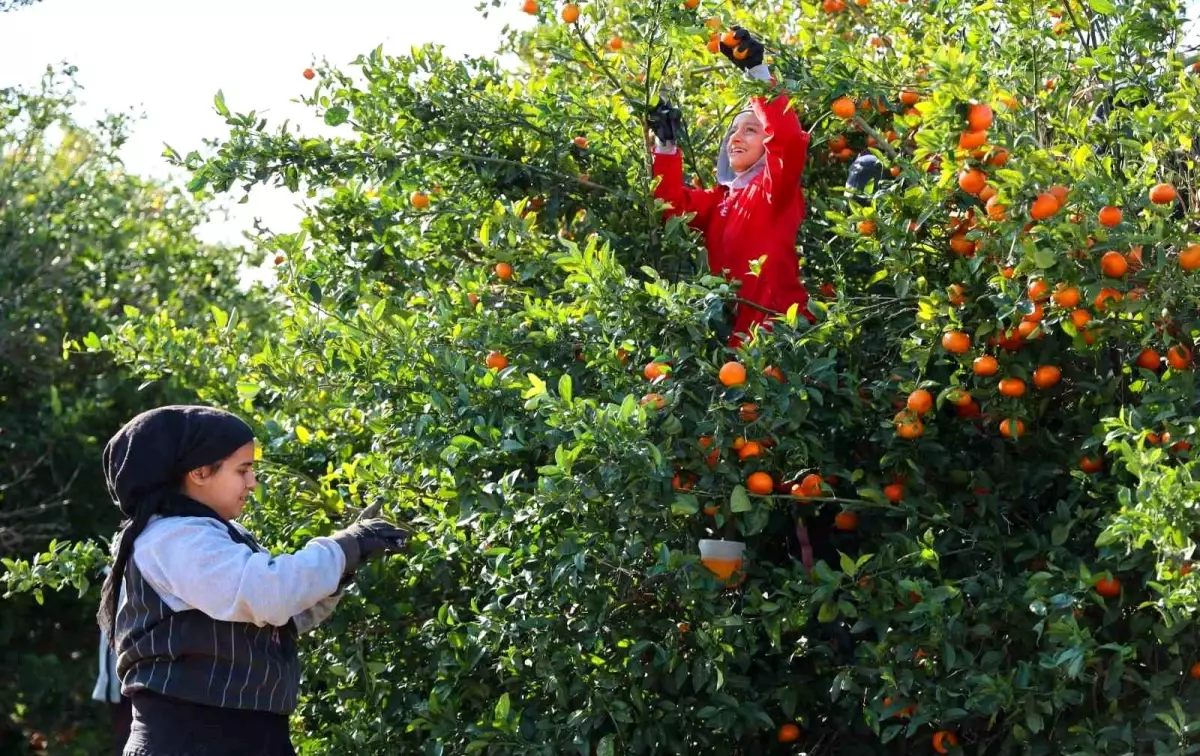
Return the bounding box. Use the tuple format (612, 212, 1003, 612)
(181, 441, 258, 520)
(726, 111, 765, 173)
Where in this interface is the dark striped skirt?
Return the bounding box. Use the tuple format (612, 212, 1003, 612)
(122, 690, 295, 756)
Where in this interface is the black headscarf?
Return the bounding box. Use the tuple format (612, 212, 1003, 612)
(97, 405, 256, 645)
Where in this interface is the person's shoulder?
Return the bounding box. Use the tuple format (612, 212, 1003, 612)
(135, 515, 229, 549)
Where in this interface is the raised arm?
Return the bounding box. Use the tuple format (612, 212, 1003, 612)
(747, 66, 811, 217)
(651, 146, 722, 231)
(719, 29, 811, 217)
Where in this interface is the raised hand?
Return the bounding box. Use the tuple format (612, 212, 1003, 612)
(719, 26, 765, 71)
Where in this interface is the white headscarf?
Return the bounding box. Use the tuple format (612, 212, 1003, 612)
(716, 108, 767, 190)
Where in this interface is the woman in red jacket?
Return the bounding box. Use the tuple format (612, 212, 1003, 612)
(648, 27, 814, 347)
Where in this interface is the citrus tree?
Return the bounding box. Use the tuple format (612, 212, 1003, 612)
(10, 0, 1200, 753)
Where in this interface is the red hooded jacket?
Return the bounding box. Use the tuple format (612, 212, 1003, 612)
(652, 87, 814, 345)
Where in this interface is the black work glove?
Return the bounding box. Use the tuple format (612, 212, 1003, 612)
(845, 152, 885, 194)
(719, 26, 765, 71)
(330, 518, 409, 576)
(646, 98, 683, 145)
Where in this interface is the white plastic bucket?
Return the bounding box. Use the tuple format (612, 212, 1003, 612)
(698, 539, 746, 583)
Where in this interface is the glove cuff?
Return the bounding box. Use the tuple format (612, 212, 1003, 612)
(330, 532, 361, 576)
(746, 64, 771, 82)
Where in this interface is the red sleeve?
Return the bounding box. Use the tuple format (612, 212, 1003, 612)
(750, 91, 811, 219)
(652, 149, 722, 232)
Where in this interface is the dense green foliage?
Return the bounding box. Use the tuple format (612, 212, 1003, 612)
(8, 0, 1200, 754)
(0, 67, 267, 753)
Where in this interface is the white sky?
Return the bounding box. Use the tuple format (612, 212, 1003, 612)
(0, 0, 527, 281)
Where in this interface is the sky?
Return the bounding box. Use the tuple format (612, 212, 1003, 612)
(2, 0, 1197, 272)
(0, 0, 527, 280)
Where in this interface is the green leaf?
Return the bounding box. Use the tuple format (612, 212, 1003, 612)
(1034, 247, 1056, 268)
(1051, 521, 1073, 546)
(324, 106, 350, 126)
(1086, 0, 1115, 13)
(671, 495, 699, 516)
(214, 89, 230, 117)
(730, 485, 752, 513)
(211, 306, 229, 329)
(839, 551, 858, 578)
(523, 374, 547, 399)
(494, 692, 511, 723)
(558, 374, 573, 403)
(295, 426, 312, 443)
(817, 601, 839, 622)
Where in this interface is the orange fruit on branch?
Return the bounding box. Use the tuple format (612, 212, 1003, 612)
(1027, 279, 1051, 302)
(998, 377, 1027, 397)
(906, 388, 934, 414)
(495, 262, 514, 280)
(1098, 205, 1123, 227)
(1080, 455, 1103, 473)
(895, 411, 925, 439)
(1179, 244, 1200, 271)
(966, 102, 994, 130)
(777, 723, 801, 743)
(561, 2, 580, 22)
(640, 392, 666, 409)
(1094, 287, 1122, 312)
(737, 441, 764, 461)
(973, 355, 999, 376)
(999, 418, 1025, 438)
(643, 361, 670, 381)
(900, 90, 920, 105)
(738, 403, 759, 422)
(1149, 183, 1177, 205)
(672, 472, 695, 491)
(793, 473, 823, 499)
(1070, 309, 1092, 328)
(833, 511, 859, 531)
(1099, 250, 1128, 278)
(764, 365, 786, 383)
(883, 482, 904, 503)
(1167, 345, 1192, 370)
(985, 196, 1007, 220)
(1095, 575, 1121, 598)
(1136, 348, 1161, 371)
(958, 129, 988, 150)
(949, 233, 977, 257)
(1052, 285, 1080, 308)
(1032, 365, 1061, 389)
(831, 97, 857, 119)
(857, 219, 877, 235)
(485, 351, 509, 370)
(747, 471, 775, 495)
(522, 0, 538, 13)
(958, 168, 987, 195)
(718, 361, 747, 387)
(1029, 192, 1060, 221)
(303, 68, 316, 80)
(409, 190, 430, 208)
(941, 331, 971, 354)
(932, 731, 959, 754)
